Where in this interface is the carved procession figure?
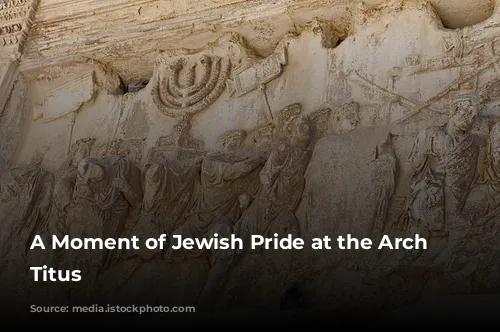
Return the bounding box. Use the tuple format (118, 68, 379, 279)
(369, 134, 398, 237)
(463, 121, 500, 230)
(165, 129, 265, 262)
(51, 138, 96, 245)
(133, 156, 203, 260)
(442, 122, 500, 287)
(67, 156, 142, 285)
(196, 108, 314, 310)
(0, 157, 54, 296)
(234, 117, 312, 251)
(402, 94, 483, 237)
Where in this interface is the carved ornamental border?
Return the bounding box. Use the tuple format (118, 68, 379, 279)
(0, 0, 38, 52)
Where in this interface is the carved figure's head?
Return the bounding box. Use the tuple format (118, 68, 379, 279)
(238, 192, 252, 211)
(291, 118, 312, 149)
(490, 122, 500, 164)
(276, 103, 303, 136)
(216, 129, 247, 153)
(339, 101, 360, 132)
(77, 158, 105, 183)
(449, 95, 479, 132)
(71, 138, 96, 167)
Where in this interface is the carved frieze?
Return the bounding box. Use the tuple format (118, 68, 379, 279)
(0, 0, 38, 115)
(149, 32, 291, 154)
(0, 0, 38, 52)
(6, 0, 500, 316)
(0, 56, 18, 116)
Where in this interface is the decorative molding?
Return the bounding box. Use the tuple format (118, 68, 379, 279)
(0, 0, 38, 53)
(0, 57, 18, 116)
(0, 0, 38, 114)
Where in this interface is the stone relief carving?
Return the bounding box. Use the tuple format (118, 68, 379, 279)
(33, 72, 96, 123)
(163, 128, 264, 263)
(234, 114, 311, 251)
(369, 134, 398, 237)
(51, 138, 96, 237)
(63, 156, 142, 296)
(0, 156, 54, 293)
(400, 94, 483, 236)
(0, 0, 38, 114)
(463, 120, 500, 230)
(151, 54, 231, 119)
(0, 56, 18, 117)
(146, 117, 205, 162)
(150, 32, 291, 146)
(195, 105, 319, 309)
(0, 0, 37, 51)
(5, 0, 500, 318)
(96, 138, 146, 168)
(231, 46, 287, 97)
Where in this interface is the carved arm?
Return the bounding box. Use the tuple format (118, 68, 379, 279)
(405, 128, 431, 175)
(260, 143, 289, 186)
(222, 155, 265, 181)
(111, 178, 142, 208)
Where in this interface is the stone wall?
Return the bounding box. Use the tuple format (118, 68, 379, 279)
(1, 0, 500, 320)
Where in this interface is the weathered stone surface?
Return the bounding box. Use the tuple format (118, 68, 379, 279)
(2, 0, 500, 324)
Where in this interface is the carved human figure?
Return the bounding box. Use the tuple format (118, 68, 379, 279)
(234, 118, 311, 252)
(273, 103, 302, 140)
(402, 95, 482, 236)
(51, 138, 96, 241)
(0, 160, 54, 293)
(369, 134, 398, 237)
(335, 101, 360, 134)
(68, 156, 142, 280)
(462, 122, 500, 230)
(165, 129, 264, 262)
(132, 156, 203, 261)
(196, 117, 312, 310)
(109, 149, 205, 296)
(442, 121, 500, 284)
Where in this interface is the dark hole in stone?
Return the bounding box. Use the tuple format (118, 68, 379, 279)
(125, 80, 149, 93)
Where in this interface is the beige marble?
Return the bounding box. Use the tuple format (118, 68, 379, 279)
(1, 0, 500, 313)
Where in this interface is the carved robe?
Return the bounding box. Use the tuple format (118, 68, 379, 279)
(405, 126, 481, 233)
(0, 164, 54, 287)
(167, 149, 262, 260)
(133, 158, 201, 260)
(69, 157, 142, 272)
(463, 137, 500, 229)
(234, 143, 309, 250)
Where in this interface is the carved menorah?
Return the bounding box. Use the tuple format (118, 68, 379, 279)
(151, 54, 231, 119)
(150, 53, 231, 157)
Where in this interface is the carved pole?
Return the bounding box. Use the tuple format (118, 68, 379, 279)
(66, 112, 77, 157)
(259, 83, 274, 123)
(397, 55, 500, 123)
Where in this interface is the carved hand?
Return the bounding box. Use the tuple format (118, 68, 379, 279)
(258, 153, 268, 165)
(111, 178, 127, 190)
